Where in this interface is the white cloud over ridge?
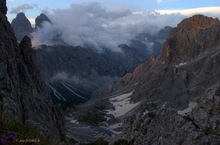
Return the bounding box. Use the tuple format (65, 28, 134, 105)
(31, 3, 220, 52)
(32, 2, 184, 51)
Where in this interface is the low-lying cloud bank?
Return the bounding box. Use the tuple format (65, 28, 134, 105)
(31, 2, 183, 51)
(31, 3, 220, 52)
(156, 7, 220, 17)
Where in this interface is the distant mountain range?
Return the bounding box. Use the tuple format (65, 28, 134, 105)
(11, 12, 172, 108)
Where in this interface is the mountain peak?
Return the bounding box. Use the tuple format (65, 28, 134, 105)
(11, 12, 33, 41)
(16, 12, 25, 17)
(19, 35, 32, 49)
(159, 14, 220, 64)
(177, 14, 220, 32)
(35, 13, 52, 29)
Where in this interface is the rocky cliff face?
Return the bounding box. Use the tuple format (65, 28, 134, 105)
(120, 15, 220, 108)
(122, 84, 220, 145)
(0, 1, 65, 143)
(106, 15, 220, 144)
(160, 15, 220, 64)
(34, 44, 148, 108)
(35, 44, 147, 79)
(0, 0, 6, 14)
(130, 26, 172, 57)
(11, 12, 33, 42)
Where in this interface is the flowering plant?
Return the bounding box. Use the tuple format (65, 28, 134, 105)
(0, 132, 16, 145)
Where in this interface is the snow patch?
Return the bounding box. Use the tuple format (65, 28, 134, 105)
(107, 123, 122, 135)
(47, 83, 67, 101)
(162, 102, 167, 108)
(110, 91, 134, 102)
(107, 90, 140, 118)
(65, 83, 88, 95)
(70, 119, 79, 124)
(109, 123, 123, 129)
(142, 109, 149, 117)
(104, 116, 111, 121)
(61, 82, 88, 100)
(210, 48, 220, 58)
(177, 102, 197, 116)
(133, 82, 139, 86)
(175, 62, 187, 67)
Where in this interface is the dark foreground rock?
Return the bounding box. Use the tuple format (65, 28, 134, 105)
(0, 0, 66, 143)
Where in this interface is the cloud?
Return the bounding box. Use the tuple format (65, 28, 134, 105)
(157, 0, 170, 4)
(31, 21, 62, 46)
(10, 4, 34, 14)
(157, 0, 162, 3)
(31, 2, 184, 52)
(156, 7, 220, 18)
(49, 72, 120, 92)
(28, 18, 35, 25)
(156, 0, 176, 4)
(50, 72, 69, 80)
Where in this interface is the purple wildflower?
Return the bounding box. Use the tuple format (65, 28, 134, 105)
(0, 132, 17, 144)
(7, 132, 16, 138)
(7, 132, 16, 143)
(0, 135, 7, 144)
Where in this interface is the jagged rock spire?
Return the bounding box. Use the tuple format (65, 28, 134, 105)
(35, 13, 52, 29)
(11, 12, 33, 41)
